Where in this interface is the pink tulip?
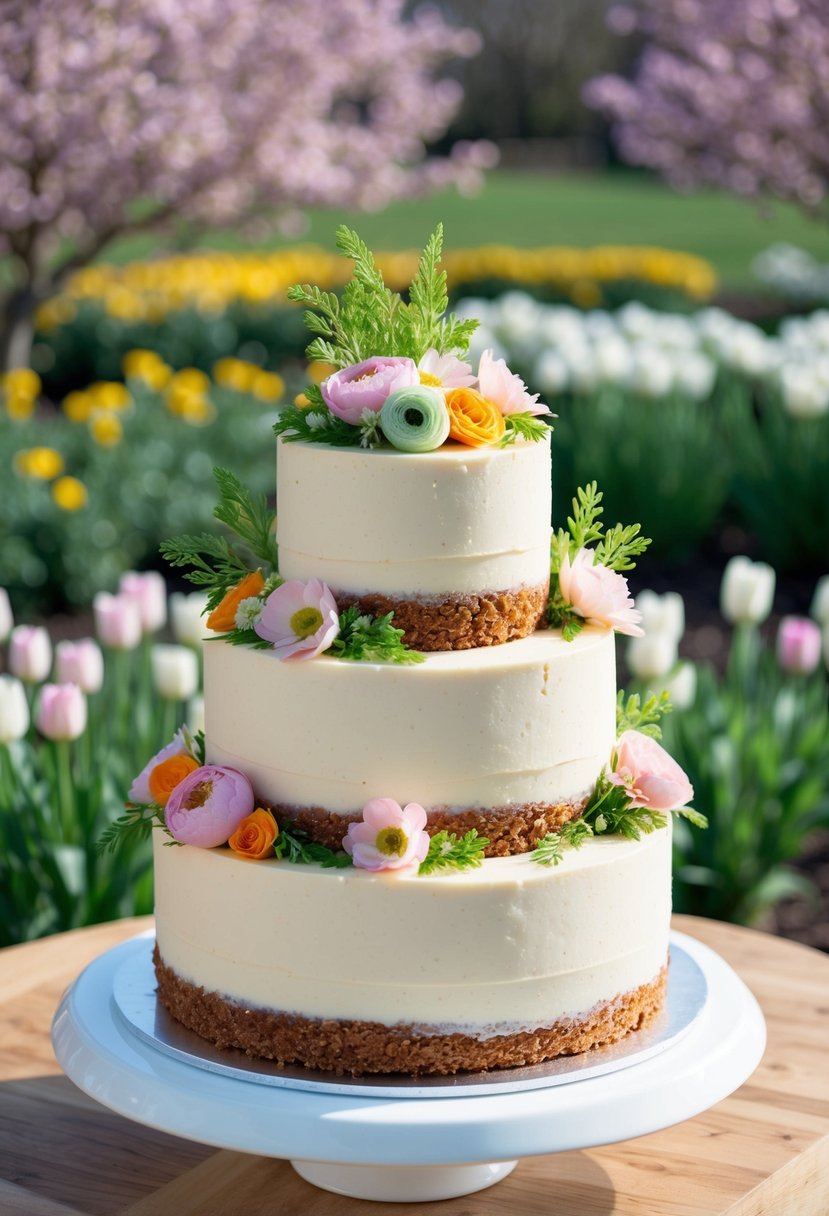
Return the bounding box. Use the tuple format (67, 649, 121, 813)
(610, 730, 694, 811)
(93, 591, 142, 650)
(558, 548, 644, 637)
(321, 356, 419, 424)
(254, 578, 340, 660)
(119, 570, 167, 632)
(165, 765, 255, 848)
(9, 625, 52, 682)
(343, 797, 431, 872)
(477, 348, 548, 416)
(776, 616, 822, 675)
(36, 683, 87, 741)
(55, 639, 104, 693)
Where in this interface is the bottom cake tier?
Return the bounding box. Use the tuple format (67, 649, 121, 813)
(152, 825, 672, 1076)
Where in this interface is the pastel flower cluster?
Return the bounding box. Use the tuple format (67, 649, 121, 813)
(320, 347, 549, 451)
(609, 731, 694, 813)
(206, 572, 341, 662)
(129, 728, 265, 853)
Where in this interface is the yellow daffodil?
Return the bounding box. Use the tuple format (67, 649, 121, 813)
(14, 447, 65, 479)
(3, 368, 41, 397)
(123, 349, 173, 390)
(4, 392, 36, 420)
(89, 381, 131, 411)
(63, 391, 94, 423)
(251, 370, 284, 402)
(51, 476, 87, 511)
(90, 412, 123, 447)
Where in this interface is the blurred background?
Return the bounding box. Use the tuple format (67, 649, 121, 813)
(1, 0, 828, 949)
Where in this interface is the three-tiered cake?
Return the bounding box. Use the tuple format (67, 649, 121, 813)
(137, 226, 693, 1076)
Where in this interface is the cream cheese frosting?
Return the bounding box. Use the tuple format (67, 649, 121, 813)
(153, 824, 671, 1032)
(204, 625, 617, 813)
(276, 436, 552, 596)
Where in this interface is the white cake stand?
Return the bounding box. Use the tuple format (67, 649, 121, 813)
(52, 929, 765, 1204)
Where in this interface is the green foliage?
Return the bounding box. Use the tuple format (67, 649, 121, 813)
(418, 828, 489, 875)
(662, 637, 829, 925)
(329, 606, 424, 664)
(289, 224, 479, 379)
(499, 411, 555, 447)
(616, 690, 672, 740)
(274, 823, 352, 868)
(96, 803, 166, 856)
(160, 466, 277, 610)
(533, 818, 595, 866)
(273, 402, 363, 446)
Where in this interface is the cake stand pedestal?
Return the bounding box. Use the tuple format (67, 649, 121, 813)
(52, 929, 765, 1204)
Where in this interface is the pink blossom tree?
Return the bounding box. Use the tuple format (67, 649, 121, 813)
(0, 0, 492, 370)
(585, 0, 829, 218)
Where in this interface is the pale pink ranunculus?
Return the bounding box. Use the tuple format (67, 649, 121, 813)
(321, 356, 419, 424)
(558, 548, 643, 637)
(55, 639, 104, 694)
(93, 591, 142, 650)
(254, 578, 339, 660)
(165, 764, 255, 848)
(129, 726, 196, 804)
(477, 348, 549, 417)
(776, 616, 822, 675)
(36, 683, 87, 742)
(9, 624, 52, 683)
(418, 348, 476, 390)
(343, 798, 431, 872)
(609, 730, 694, 811)
(119, 570, 167, 633)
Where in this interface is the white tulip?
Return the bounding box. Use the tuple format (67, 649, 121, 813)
(810, 575, 829, 628)
(728, 325, 771, 376)
(0, 674, 30, 742)
(660, 661, 697, 710)
(187, 694, 205, 735)
(626, 632, 679, 680)
(169, 591, 209, 647)
(635, 590, 685, 642)
(151, 644, 199, 701)
(617, 301, 654, 340)
(534, 349, 569, 394)
(631, 346, 674, 398)
(0, 588, 12, 641)
(9, 625, 52, 683)
(720, 556, 776, 625)
(593, 335, 633, 384)
(674, 352, 716, 401)
(779, 364, 829, 418)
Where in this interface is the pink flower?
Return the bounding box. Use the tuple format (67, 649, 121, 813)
(119, 570, 167, 633)
(165, 764, 255, 848)
(321, 356, 419, 424)
(56, 639, 104, 694)
(254, 578, 339, 660)
(609, 730, 694, 811)
(477, 349, 548, 417)
(129, 727, 196, 804)
(418, 348, 476, 391)
(558, 548, 644, 637)
(776, 616, 822, 675)
(343, 798, 431, 871)
(9, 625, 52, 682)
(36, 683, 87, 741)
(93, 591, 142, 650)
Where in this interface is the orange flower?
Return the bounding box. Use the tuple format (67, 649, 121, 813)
(228, 807, 278, 860)
(445, 387, 505, 448)
(206, 570, 266, 633)
(148, 754, 200, 806)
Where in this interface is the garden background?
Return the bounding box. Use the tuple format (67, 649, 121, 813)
(2, 0, 829, 949)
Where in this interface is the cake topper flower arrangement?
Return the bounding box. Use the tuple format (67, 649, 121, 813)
(274, 224, 553, 452)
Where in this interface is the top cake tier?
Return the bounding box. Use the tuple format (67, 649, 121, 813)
(276, 435, 552, 651)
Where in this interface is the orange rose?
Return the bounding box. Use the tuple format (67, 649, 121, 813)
(148, 754, 200, 807)
(228, 807, 279, 860)
(445, 387, 505, 448)
(206, 570, 266, 633)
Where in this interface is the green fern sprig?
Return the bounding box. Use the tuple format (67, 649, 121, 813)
(616, 690, 672, 740)
(419, 828, 488, 875)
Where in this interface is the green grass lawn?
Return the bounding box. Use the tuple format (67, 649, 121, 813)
(105, 170, 829, 292)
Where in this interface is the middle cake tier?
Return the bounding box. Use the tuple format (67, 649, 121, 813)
(204, 625, 616, 855)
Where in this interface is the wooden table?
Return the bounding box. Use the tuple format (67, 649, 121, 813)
(1, 915, 828, 1216)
